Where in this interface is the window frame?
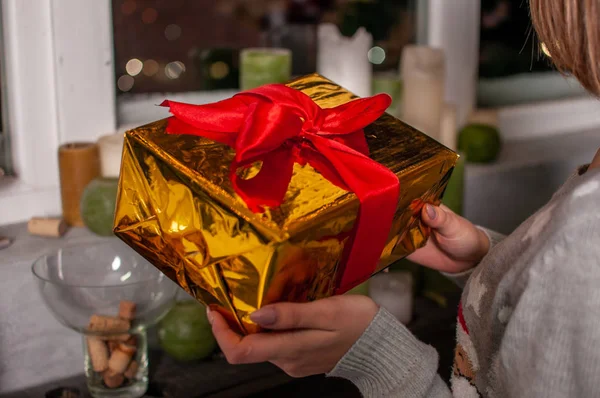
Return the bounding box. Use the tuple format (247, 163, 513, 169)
(423, 0, 600, 140)
(0, 3, 11, 176)
(0, 0, 116, 225)
(1, 0, 599, 225)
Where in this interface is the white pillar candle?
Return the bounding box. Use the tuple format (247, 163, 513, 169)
(369, 271, 413, 325)
(439, 103, 458, 151)
(425, 0, 481, 128)
(468, 108, 499, 128)
(400, 45, 446, 141)
(317, 24, 373, 98)
(97, 133, 125, 178)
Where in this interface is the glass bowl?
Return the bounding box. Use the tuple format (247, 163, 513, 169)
(32, 239, 178, 398)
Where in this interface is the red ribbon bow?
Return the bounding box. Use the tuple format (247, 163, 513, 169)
(161, 84, 399, 292)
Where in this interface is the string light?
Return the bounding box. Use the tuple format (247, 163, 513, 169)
(117, 75, 134, 92)
(210, 62, 230, 80)
(368, 46, 386, 65)
(165, 61, 186, 79)
(164, 24, 182, 41)
(125, 59, 143, 76)
(541, 43, 551, 58)
(121, 0, 136, 16)
(143, 59, 159, 76)
(141, 8, 158, 24)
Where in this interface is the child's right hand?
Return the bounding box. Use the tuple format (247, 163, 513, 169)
(407, 204, 490, 274)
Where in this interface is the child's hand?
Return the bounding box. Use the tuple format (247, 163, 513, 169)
(208, 295, 378, 377)
(407, 204, 490, 274)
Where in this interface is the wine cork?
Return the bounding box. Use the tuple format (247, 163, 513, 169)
(103, 369, 125, 389)
(108, 340, 119, 353)
(58, 142, 101, 226)
(88, 315, 130, 340)
(108, 343, 136, 374)
(118, 301, 136, 321)
(0, 236, 12, 250)
(124, 360, 139, 379)
(124, 335, 137, 347)
(27, 217, 68, 238)
(86, 337, 109, 372)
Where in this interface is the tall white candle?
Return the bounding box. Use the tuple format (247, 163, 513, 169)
(317, 24, 373, 98)
(400, 46, 446, 141)
(439, 103, 458, 151)
(424, 0, 481, 128)
(97, 133, 125, 178)
(468, 108, 499, 128)
(369, 271, 413, 325)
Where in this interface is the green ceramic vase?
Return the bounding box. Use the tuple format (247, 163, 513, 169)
(80, 177, 119, 236)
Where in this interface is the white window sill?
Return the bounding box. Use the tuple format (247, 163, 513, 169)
(466, 127, 599, 178)
(117, 89, 600, 141)
(117, 89, 238, 127)
(0, 177, 61, 224)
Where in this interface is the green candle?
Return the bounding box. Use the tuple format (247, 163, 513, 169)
(372, 72, 403, 117)
(442, 152, 465, 216)
(346, 280, 370, 296)
(240, 48, 292, 91)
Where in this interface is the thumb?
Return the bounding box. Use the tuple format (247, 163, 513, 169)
(250, 301, 336, 331)
(422, 204, 464, 238)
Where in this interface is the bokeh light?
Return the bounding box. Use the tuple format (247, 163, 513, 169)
(164, 24, 182, 41)
(368, 46, 386, 65)
(210, 62, 230, 80)
(165, 61, 186, 79)
(125, 58, 143, 76)
(541, 43, 551, 58)
(121, 0, 136, 16)
(117, 75, 135, 92)
(141, 8, 158, 24)
(143, 59, 159, 76)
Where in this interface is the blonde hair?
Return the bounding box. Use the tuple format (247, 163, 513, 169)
(530, 0, 600, 95)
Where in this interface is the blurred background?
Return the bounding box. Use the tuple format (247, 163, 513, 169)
(1, 1, 599, 397)
(111, 0, 415, 94)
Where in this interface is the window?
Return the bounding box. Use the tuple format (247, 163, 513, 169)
(478, 0, 586, 107)
(111, 0, 417, 96)
(0, 3, 10, 177)
(1, 0, 599, 226)
(113, 0, 600, 140)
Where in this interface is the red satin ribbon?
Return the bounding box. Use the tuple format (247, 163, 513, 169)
(161, 84, 399, 292)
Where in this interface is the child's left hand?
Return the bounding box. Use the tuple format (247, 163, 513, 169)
(208, 295, 379, 377)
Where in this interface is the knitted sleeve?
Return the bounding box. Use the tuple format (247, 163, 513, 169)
(327, 308, 452, 397)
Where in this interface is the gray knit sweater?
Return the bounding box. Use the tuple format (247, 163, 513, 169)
(329, 165, 600, 397)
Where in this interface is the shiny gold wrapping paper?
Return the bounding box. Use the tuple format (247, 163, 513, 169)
(114, 74, 458, 334)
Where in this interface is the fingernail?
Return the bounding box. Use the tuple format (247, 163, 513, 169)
(250, 307, 277, 326)
(206, 307, 213, 325)
(426, 204, 437, 220)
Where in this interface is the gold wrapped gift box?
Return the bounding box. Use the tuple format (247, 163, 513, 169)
(113, 74, 458, 334)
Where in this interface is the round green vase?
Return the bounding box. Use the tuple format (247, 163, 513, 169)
(80, 177, 119, 236)
(346, 280, 370, 296)
(158, 301, 217, 362)
(443, 153, 465, 216)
